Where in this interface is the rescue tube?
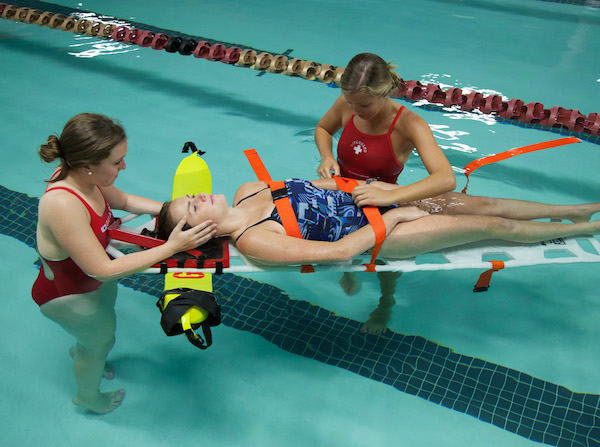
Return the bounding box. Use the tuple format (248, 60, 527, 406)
(156, 145, 221, 349)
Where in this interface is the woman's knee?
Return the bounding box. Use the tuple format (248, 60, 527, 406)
(77, 332, 115, 356)
(484, 216, 517, 237)
(474, 196, 501, 214)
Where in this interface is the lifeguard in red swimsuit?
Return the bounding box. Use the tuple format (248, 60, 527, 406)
(314, 53, 456, 334)
(33, 114, 215, 414)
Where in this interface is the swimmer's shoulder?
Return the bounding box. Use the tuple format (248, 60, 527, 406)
(233, 181, 269, 206)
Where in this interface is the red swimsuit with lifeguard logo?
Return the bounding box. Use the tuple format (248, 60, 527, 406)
(337, 106, 405, 183)
(32, 187, 114, 306)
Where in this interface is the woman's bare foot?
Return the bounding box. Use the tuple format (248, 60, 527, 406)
(361, 295, 395, 335)
(73, 389, 125, 414)
(339, 272, 362, 295)
(565, 203, 600, 223)
(69, 346, 114, 380)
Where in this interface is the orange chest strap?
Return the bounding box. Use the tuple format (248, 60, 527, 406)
(243, 149, 313, 272)
(243, 149, 302, 239)
(333, 177, 386, 272)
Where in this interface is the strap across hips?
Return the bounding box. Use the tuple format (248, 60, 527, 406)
(332, 176, 386, 272)
(243, 149, 386, 272)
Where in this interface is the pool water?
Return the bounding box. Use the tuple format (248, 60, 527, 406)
(1, 1, 599, 446)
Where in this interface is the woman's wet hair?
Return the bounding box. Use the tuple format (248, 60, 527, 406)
(156, 201, 176, 240)
(155, 200, 192, 240)
(340, 53, 402, 98)
(38, 113, 126, 182)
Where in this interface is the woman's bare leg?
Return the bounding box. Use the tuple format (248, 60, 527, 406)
(415, 193, 600, 222)
(361, 269, 401, 335)
(381, 214, 600, 259)
(69, 346, 115, 379)
(40, 281, 125, 414)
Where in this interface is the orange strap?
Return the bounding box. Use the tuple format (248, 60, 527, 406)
(243, 149, 302, 238)
(462, 137, 580, 193)
(473, 260, 505, 292)
(243, 149, 313, 273)
(334, 177, 386, 272)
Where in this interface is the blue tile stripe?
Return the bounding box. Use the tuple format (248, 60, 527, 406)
(2, 184, 599, 446)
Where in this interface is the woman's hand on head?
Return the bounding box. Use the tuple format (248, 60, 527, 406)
(167, 216, 217, 253)
(317, 157, 340, 179)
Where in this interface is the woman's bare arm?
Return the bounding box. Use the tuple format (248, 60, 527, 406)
(315, 96, 348, 178)
(234, 206, 427, 265)
(101, 185, 163, 215)
(38, 192, 215, 282)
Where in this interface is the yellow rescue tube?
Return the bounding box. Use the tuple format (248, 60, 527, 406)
(158, 148, 215, 344)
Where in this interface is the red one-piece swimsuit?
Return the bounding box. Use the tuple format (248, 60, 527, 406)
(32, 187, 114, 306)
(337, 106, 405, 183)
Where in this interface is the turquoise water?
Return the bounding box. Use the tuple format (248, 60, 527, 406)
(1, 1, 599, 446)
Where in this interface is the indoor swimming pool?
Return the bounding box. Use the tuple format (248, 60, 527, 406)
(1, 1, 599, 446)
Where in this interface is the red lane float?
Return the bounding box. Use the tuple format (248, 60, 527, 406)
(221, 46, 241, 64)
(138, 30, 155, 47)
(193, 40, 211, 58)
(424, 84, 445, 104)
(112, 25, 129, 41)
(207, 43, 226, 61)
(498, 98, 524, 120)
(150, 33, 169, 50)
(403, 80, 424, 101)
(392, 82, 599, 136)
(584, 113, 600, 135)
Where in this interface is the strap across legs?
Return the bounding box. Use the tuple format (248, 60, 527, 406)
(461, 137, 579, 291)
(462, 137, 580, 193)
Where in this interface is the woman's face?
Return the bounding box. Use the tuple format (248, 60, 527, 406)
(90, 139, 127, 187)
(170, 193, 228, 227)
(344, 92, 387, 121)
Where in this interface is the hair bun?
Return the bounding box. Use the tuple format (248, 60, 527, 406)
(38, 134, 63, 162)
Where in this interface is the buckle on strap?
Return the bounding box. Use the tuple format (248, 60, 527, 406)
(271, 186, 288, 201)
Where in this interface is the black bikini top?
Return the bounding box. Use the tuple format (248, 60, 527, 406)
(233, 187, 281, 243)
